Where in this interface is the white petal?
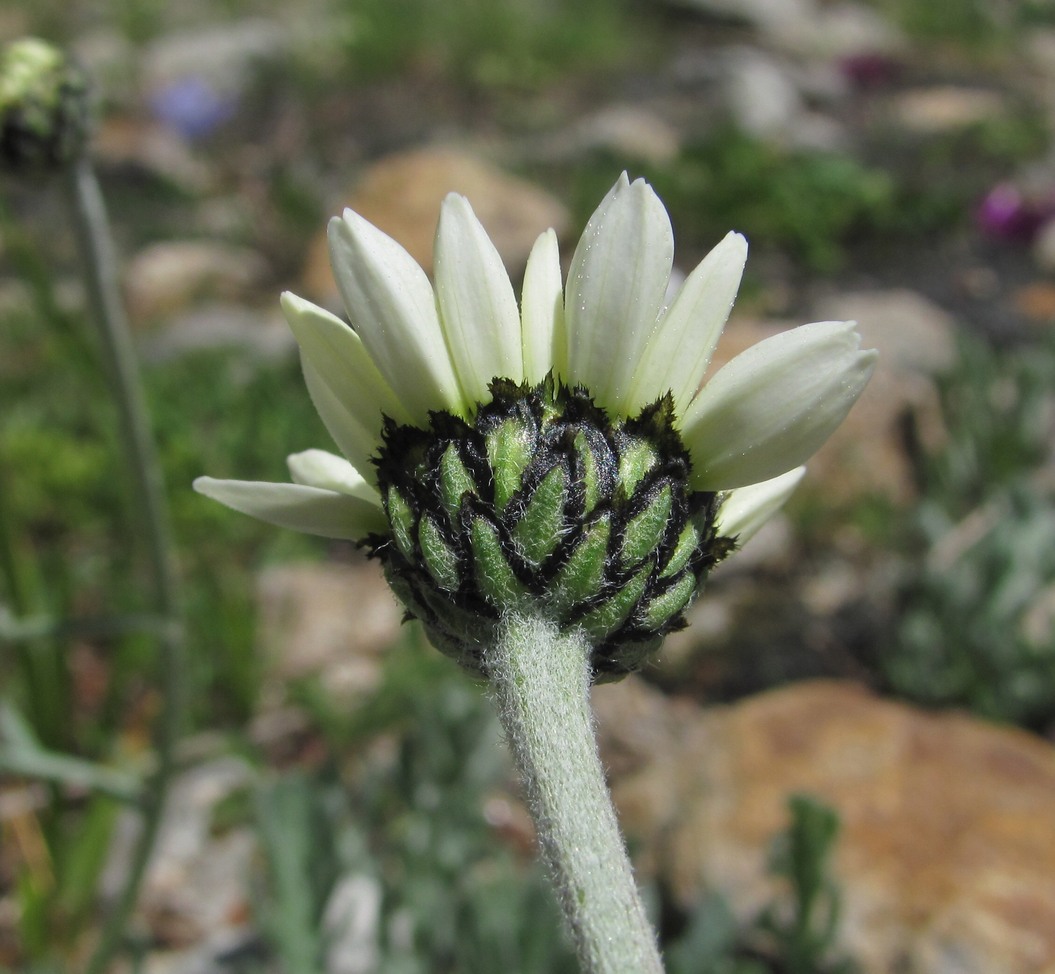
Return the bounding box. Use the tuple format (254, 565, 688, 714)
(287, 449, 379, 504)
(434, 194, 524, 403)
(282, 293, 409, 471)
(521, 229, 565, 385)
(683, 320, 878, 489)
(716, 467, 805, 545)
(193, 477, 386, 540)
(300, 358, 381, 482)
(629, 232, 748, 414)
(328, 210, 464, 420)
(565, 174, 674, 414)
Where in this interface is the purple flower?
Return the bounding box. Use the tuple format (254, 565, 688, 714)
(838, 53, 900, 89)
(975, 183, 1055, 243)
(150, 76, 236, 140)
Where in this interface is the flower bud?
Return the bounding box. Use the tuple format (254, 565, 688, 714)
(0, 38, 90, 173)
(371, 378, 734, 680)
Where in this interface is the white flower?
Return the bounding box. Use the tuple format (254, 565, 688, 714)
(195, 173, 876, 547)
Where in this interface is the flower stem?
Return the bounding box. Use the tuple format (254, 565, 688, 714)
(63, 156, 185, 974)
(486, 613, 665, 974)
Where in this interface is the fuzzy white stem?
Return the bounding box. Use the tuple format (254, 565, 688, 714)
(486, 613, 664, 974)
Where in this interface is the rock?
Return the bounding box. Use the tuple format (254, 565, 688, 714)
(807, 289, 958, 504)
(140, 303, 295, 363)
(103, 758, 256, 955)
(142, 19, 287, 95)
(1021, 581, 1055, 650)
(1013, 282, 1055, 325)
(720, 48, 848, 150)
(892, 87, 1006, 135)
(723, 48, 805, 141)
(123, 240, 269, 324)
(323, 874, 382, 974)
(567, 105, 682, 165)
(1033, 217, 1055, 273)
(255, 561, 403, 705)
(1026, 27, 1055, 84)
(780, 2, 905, 60)
(816, 288, 956, 375)
(594, 678, 1055, 974)
(301, 147, 570, 306)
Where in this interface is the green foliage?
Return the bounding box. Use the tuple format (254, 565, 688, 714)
(330, 0, 638, 89)
(0, 337, 321, 725)
(270, 658, 862, 974)
(667, 795, 856, 974)
(756, 795, 856, 974)
(254, 774, 344, 974)
(4, 783, 120, 966)
(866, 106, 1051, 243)
(667, 891, 768, 974)
(880, 0, 1012, 49)
(573, 131, 896, 272)
(3, 1, 1053, 966)
(872, 0, 1055, 53)
(252, 638, 579, 974)
(571, 98, 1049, 275)
(882, 335, 1055, 728)
(0, 278, 325, 969)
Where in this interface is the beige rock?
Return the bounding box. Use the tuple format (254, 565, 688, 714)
(1013, 281, 1055, 325)
(301, 147, 570, 305)
(575, 105, 682, 165)
(104, 758, 256, 951)
(594, 678, 1055, 974)
(141, 303, 295, 362)
(255, 561, 403, 704)
(123, 240, 268, 324)
(780, 2, 906, 60)
(1033, 218, 1055, 275)
(893, 87, 1006, 134)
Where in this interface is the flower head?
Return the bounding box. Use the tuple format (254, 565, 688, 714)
(0, 38, 90, 173)
(196, 174, 876, 677)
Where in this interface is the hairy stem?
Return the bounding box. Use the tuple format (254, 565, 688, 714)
(486, 613, 664, 974)
(64, 157, 186, 974)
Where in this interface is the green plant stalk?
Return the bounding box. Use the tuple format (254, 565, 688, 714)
(63, 155, 185, 974)
(0, 746, 140, 804)
(0, 465, 30, 616)
(486, 613, 664, 974)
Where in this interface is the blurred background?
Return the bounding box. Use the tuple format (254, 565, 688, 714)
(2, 0, 1055, 971)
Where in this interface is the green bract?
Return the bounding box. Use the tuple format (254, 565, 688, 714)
(373, 377, 732, 679)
